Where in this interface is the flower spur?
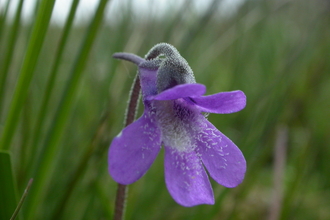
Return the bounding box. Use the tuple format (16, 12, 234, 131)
(109, 43, 246, 207)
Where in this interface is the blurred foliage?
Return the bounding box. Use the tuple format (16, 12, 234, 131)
(0, 0, 330, 219)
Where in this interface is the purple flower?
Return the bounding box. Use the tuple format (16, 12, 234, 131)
(109, 43, 246, 207)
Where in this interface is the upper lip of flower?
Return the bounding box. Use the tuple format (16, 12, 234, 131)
(109, 43, 247, 207)
(145, 83, 206, 101)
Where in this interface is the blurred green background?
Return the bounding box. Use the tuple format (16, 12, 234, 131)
(0, 0, 329, 219)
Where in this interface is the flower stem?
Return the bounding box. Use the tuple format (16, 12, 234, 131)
(114, 184, 128, 220)
(124, 73, 141, 128)
(10, 178, 33, 220)
(114, 73, 141, 220)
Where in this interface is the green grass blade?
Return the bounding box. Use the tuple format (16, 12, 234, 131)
(28, 0, 81, 169)
(51, 113, 110, 219)
(10, 178, 33, 220)
(0, 0, 10, 45)
(0, 0, 56, 151)
(0, 0, 25, 118)
(0, 151, 17, 220)
(25, 0, 110, 218)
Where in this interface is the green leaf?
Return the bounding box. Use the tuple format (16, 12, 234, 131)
(0, 0, 24, 116)
(0, 151, 17, 220)
(0, 0, 10, 45)
(25, 0, 110, 218)
(0, 0, 56, 151)
(29, 0, 81, 175)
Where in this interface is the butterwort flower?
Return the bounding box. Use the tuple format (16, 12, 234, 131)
(109, 43, 246, 207)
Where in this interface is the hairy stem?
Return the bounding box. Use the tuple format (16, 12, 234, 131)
(114, 72, 141, 220)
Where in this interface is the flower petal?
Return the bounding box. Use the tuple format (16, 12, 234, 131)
(191, 90, 246, 114)
(196, 120, 246, 187)
(148, 83, 206, 101)
(139, 67, 158, 98)
(108, 111, 161, 184)
(164, 147, 214, 206)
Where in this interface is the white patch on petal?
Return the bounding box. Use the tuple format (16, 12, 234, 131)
(155, 100, 202, 152)
(116, 131, 123, 138)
